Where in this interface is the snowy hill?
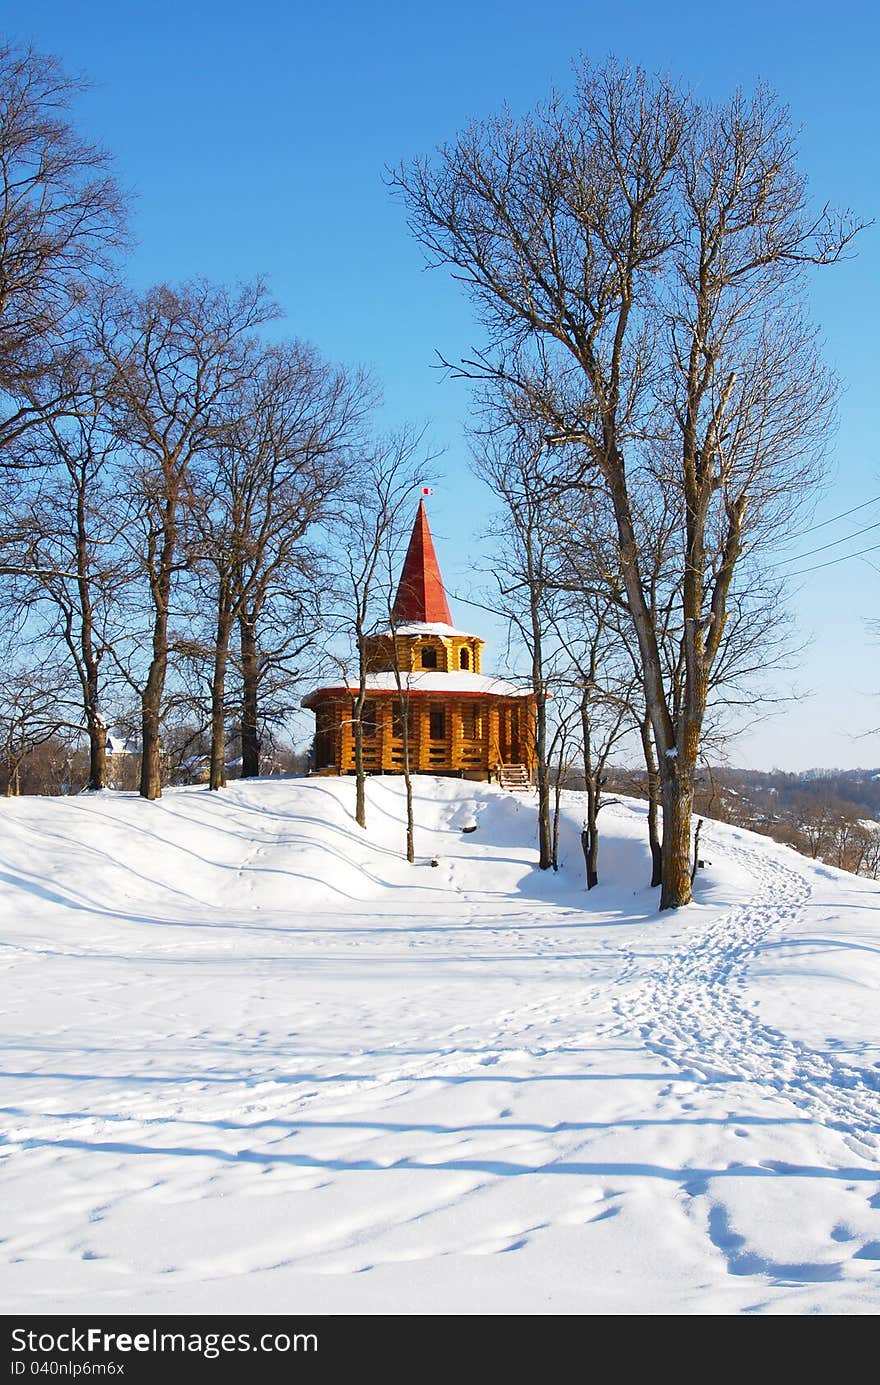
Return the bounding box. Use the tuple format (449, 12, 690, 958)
(1, 776, 879, 1315)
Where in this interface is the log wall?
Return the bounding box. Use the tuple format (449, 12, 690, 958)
(327, 693, 536, 777)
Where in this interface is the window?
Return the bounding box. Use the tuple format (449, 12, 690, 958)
(421, 645, 438, 669)
(360, 700, 378, 738)
(465, 703, 482, 739)
(459, 647, 470, 670)
(429, 706, 446, 740)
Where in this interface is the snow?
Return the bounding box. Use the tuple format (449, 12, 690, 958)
(1, 776, 878, 1316)
(105, 735, 139, 756)
(304, 670, 532, 699)
(377, 622, 481, 640)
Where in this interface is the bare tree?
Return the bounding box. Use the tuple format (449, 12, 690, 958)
(547, 706, 576, 872)
(573, 649, 636, 890)
(0, 41, 126, 453)
(234, 584, 323, 780)
(330, 431, 427, 835)
(187, 340, 372, 789)
(98, 279, 277, 799)
(472, 422, 561, 869)
(2, 350, 130, 789)
(0, 647, 72, 796)
(391, 59, 859, 907)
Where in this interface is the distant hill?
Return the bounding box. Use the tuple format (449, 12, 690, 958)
(594, 764, 880, 880)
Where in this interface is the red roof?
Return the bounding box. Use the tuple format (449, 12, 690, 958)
(391, 500, 453, 625)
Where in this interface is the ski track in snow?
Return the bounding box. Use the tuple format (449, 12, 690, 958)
(612, 831, 880, 1158)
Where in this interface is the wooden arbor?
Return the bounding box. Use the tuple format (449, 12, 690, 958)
(303, 501, 536, 781)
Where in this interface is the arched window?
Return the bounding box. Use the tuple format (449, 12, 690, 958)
(421, 645, 438, 669)
(459, 648, 470, 670)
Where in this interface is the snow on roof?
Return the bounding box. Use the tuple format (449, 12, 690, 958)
(375, 622, 482, 640)
(106, 734, 140, 755)
(303, 670, 532, 704)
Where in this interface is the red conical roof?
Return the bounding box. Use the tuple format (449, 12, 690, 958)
(392, 500, 453, 625)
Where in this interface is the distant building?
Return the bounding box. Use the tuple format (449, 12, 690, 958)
(105, 733, 140, 757)
(104, 731, 142, 791)
(303, 501, 536, 781)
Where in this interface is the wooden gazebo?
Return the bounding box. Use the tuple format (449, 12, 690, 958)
(303, 501, 536, 782)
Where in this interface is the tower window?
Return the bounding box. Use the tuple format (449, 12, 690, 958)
(459, 648, 470, 670)
(421, 645, 438, 669)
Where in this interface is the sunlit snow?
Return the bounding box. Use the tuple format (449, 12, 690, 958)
(1, 776, 878, 1315)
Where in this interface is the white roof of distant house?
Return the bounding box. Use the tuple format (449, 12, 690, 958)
(106, 734, 140, 755)
(376, 621, 483, 641)
(303, 670, 532, 703)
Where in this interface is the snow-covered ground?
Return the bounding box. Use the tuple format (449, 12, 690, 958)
(1, 775, 878, 1315)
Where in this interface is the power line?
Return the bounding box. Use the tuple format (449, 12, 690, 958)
(786, 493, 880, 542)
(775, 516, 880, 565)
(787, 540, 880, 578)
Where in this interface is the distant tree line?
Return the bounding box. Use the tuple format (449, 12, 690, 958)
(589, 763, 880, 881)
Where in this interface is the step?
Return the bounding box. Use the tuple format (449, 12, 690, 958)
(497, 763, 531, 791)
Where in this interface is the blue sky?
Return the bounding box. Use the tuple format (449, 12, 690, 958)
(13, 0, 880, 769)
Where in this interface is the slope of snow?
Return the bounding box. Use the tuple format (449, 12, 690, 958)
(1, 776, 878, 1316)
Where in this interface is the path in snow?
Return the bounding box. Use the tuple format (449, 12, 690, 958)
(612, 831, 880, 1161)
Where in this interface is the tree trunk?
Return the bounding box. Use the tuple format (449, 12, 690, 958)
(76, 483, 107, 792)
(587, 816, 599, 888)
(402, 703, 415, 862)
(531, 592, 552, 870)
(239, 610, 260, 778)
(140, 582, 169, 801)
(140, 655, 165, 800)
(584, 783, 599, 889)
(551, 766, 562, 871)
(535, 715, 552, 868)
(86, 709, 106, 793)
(209, 620, 232, 791)
(403, 760, 415, 864)
(639, 715, 663, 888)
(352, 636, 368, 829)
(659, 771, 694, 910)
(390, 656, 414, 860)
(581, 691, 599, 888)
(353, 714, 366, 828)
(5, 746, 20, 796)
(139, 486, 178, 802)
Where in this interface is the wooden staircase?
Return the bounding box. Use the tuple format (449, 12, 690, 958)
(496, 763, 531, 792)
